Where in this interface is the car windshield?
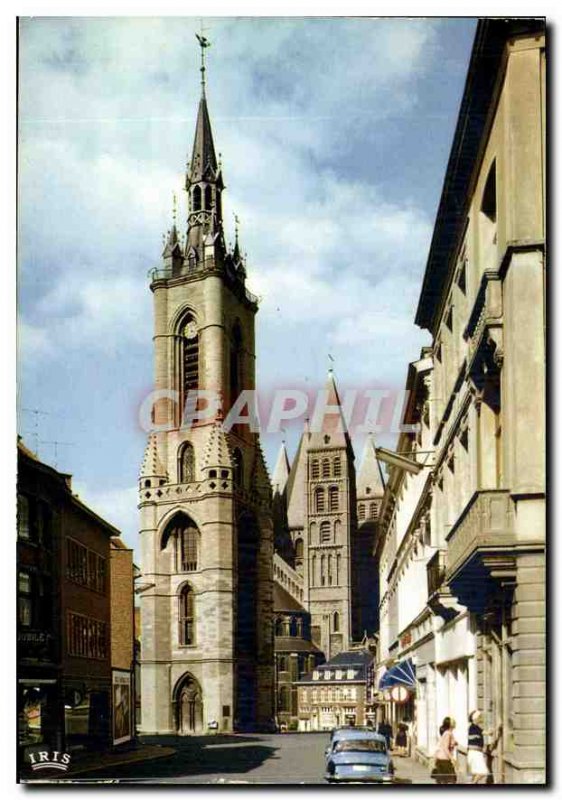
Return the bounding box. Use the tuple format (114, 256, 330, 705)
(334, 739, 387, 753)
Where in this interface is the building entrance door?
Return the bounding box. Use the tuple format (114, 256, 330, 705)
(176, 676, 203, 735)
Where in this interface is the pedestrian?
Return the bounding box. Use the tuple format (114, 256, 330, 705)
(377, 717, 393, 750)
(431, 717, 457, 784)
(467, 710, 490, 783)
(395, 722, 408, 757)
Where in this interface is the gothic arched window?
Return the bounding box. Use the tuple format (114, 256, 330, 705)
(311, 460, 319, 480)
(314, 487, 325, 513)
(333, 456, 342, 477)
(320, 521, 331, 544)
(320, 555, 326, 586)
(311, 555, 316, 587)
(369, 502, 378, 519)
(193, 185, 202, 212)
(178, 527, 198, 572)
(178, 442, 195, 483)
(295, 538, 303, 568)
(333, 611, 340, 633)
(322, 458, 330, 478)
(179, 584, 195, 645)
(232, 448, 243, 488)
(278, 655, 287, 672)
(334, 519, 341, 544)
(329, 486, 339, 512)
(358, 503, 366, 520)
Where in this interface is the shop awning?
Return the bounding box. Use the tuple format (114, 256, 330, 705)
(378, 658, 416, 690)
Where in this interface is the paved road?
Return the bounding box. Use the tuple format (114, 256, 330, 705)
(70, 732, 331, 784)
(63, 733, 430, 784)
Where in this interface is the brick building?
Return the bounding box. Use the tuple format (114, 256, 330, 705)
(110, 537, 137, 745)
(17, 439, 131, 770)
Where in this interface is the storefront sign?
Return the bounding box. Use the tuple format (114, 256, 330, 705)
(390, 685, 410, 704)
(112, 670, 132, 745)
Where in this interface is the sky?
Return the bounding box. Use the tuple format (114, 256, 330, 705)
(17, 16, 477, 552)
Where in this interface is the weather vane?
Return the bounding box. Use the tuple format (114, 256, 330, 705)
(195, 23, 211, 95)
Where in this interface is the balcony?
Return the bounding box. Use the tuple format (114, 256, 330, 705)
(445, 490, 517, 612)
(427, 549, 447, 598)
(427, 549, 459, 621)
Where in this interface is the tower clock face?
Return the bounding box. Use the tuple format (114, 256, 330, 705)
(184, 321, 198, 340)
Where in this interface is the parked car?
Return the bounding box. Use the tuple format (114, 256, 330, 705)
(325, 726, 374, 758)
(325, 730, 395, 783)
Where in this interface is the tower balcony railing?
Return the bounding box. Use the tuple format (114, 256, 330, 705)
(147, 265, 259, 306)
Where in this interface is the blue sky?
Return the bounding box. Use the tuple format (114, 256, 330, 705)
(17, 17, 476, 552)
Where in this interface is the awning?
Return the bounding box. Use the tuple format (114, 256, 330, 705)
(378, 658, 416, 690)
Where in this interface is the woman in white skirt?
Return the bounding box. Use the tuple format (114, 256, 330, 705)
(467, 710, 489, 783)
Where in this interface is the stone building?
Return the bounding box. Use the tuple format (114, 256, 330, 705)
(273, 580, 324, 731)
(110, 537, 136, 745)
(296, 649, 376, 732)
(137, 49, 274, 735)
(377, 18, 546, 784)
(17, 438, 121, 766)
(272, 372, 382, 660)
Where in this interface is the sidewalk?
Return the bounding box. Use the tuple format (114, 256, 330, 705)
(393, 754, 475, 785)
(393, 754, 434, 785)
(21, 742, 176, 781)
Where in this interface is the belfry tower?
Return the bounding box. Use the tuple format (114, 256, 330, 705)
(138, 39, 274, 735)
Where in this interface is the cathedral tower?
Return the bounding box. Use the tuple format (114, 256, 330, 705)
(138, 41, 274, 735)
(279, 371, 356, 659)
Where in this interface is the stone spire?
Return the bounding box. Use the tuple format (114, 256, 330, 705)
(139, 433, 168, 482)
(187, 93, 218, 187)
(308, 369, 352, 451)
(162, 194, 183, 274)
(272, 442, 291, 496)
(357, 434, 385, 498)
(184, 34, 225, 267)
(202, 421, 233, 471)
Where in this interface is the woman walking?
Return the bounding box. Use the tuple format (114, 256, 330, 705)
(467, 710, 489, 783)
(431, 717, 458, 784)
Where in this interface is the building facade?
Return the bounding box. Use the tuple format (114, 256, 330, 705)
(110, 537, 136, 745)
(137, 51, 274, 735)
(296, 649, 376, 732)
(377, 19, 546, 784)
(273, 581, 324, 731)
(17, 439, 123, 767)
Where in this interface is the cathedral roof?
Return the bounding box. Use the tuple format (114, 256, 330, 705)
(273, 582, 305, 613)
(139, 433, 168, 480)
(187, 95, 218, 186)
(357, 434, 385, 498)
(307, 370, 353, 452)
(285, 432, 309, 530)
(271, 442, 291, 496)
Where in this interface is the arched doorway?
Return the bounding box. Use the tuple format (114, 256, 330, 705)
(174, 674, 203, 735)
